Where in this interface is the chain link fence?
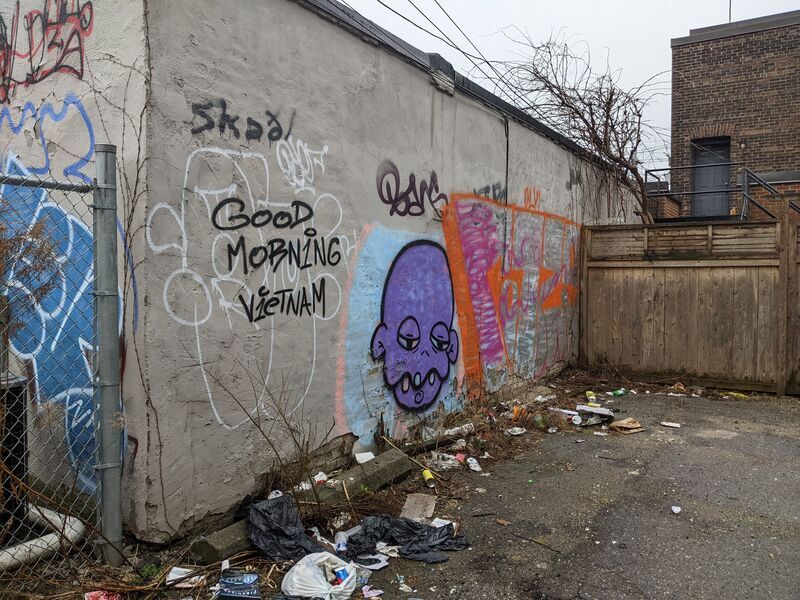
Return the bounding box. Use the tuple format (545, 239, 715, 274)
(0, 147, 121, 593)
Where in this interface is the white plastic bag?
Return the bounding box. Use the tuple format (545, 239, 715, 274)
(280, 552, 357, 600)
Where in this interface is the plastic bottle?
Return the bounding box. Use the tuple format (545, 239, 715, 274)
(612, 389, 625, 396)
(334, 531, 348, 553)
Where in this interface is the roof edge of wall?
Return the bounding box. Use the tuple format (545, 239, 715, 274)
(290, 0, 594, 160)
(671, 9, 800, 47)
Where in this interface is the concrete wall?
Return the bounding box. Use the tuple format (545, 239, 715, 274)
(0, 0, 627, 541)
(132, 0, 628, 541)
(0, 1, 146, 499)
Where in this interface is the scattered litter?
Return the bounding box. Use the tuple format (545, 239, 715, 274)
(450, 438, 467, 451)
(571, 415, 583, 425)
(671, 506, 682, 515)
(660, 421, 682, 429)
(400, 493, 437, 523)
(84, 593, 120, 600)
(375, 541, 400, 558)
(294, 481, 312, 492)
(547, 427, 559, 434)
(362, 585, 384, 598)
(443, 423, 474, 437)
(505, 427, 527, 436)
(479, 472, 492, 477)
(345, 515, 469, 563)
(671, 382, 687, 392)
(593, 431, 608, 437)
(267, 490, 283, 499)
(166, 566, 206, 589)
(575, 438, 586, 443)
(495, 518, 511, 526)
(534, 394, 555, 403)
(332, 512, 352, 531)
(611, 389, 626, 396)
(628, 470, 640, 475)
(215, 570, 262, 599)
(421, 469, 435, 488)
(667, 392, 687, 397)
(512, 405, 527, 421)
(355, 452, 376, 464)
(609, 418, 642, 432)
(466, 457, 482, 472)
(399, 583, 414, 593)
(576, 404, 614, 418)
(479, 451, 493, 459)
(564, 463, 575, 472)
(585, 390, 596, 399)
(527, 479, 533, 484)
(430, 518, 454, 528)
(587, 402, 602, 408)
(248, 495, 328, 561)
(621, 427, 645, 435)
(454, 453, 466, 463)
(356, 554, 390, 571)
(474, 487, 487, 493)
(281, 552, 356, 600)
(313, 471, 328, 485)
(429, 451, 460, 471)
(335, 531, 349, 553)
(728, 392, 747, 399)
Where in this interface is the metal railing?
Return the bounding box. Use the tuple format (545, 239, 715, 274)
(0, 145, 122, 591)
(645, 163, 800, 220)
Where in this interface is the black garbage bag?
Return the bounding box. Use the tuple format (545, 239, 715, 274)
(345, 515, 469, 564)
(247, 496, 328, 561)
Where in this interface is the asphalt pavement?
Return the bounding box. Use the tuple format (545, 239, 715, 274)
(368, 393, 800, 599)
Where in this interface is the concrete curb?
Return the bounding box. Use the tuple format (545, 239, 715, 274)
(191, 448, 416, 563)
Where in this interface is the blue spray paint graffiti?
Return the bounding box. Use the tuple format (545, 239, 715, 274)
(0, 93, 95, 182)
(342, 225, 462, 446)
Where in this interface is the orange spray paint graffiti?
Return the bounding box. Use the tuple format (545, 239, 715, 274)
(443, 193, 579, 391)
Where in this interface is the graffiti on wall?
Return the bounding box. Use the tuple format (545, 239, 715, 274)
(376, 159, 448, 219)
(371, 241, 459, 411)
(0, 0, 94, 104)
(149, 101, 351, 427)
(443, 193, 579, 391)
(0, 92, 94, 180)
(1, 155, 99, 493)
(190, 98, 295, 143)
(336, 225, 463, 445)
(473, 182, 507, 203)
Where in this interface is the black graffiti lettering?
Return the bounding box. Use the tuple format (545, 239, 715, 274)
(245, 116, 263, 141)
(212, 197, 250, 231)
(273, 210, 293, 229)
(376, 159, 449, 219)
(226, 235, 340, 275)
(265, 111, 283, 141)
(251, 208, 273, 229)
(189, 99, 289, 143)
(190, 101, 215, 134)
(211, 198, 317, 234)
(473, 182, 507, 202)
(238, 279, 326, 322)
(327, 237, 342, 266)
(218, 99, 240, 138)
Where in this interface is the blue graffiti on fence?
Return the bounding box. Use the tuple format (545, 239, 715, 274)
(1, 155, 102, 493)
(0, 93, 95, 182)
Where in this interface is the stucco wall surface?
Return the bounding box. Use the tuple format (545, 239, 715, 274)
(131, 0, 626, 541)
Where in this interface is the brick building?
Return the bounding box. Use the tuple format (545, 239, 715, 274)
(655, 10, 800, 220)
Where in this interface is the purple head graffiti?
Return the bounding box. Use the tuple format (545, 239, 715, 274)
(371, 241, 459, 410)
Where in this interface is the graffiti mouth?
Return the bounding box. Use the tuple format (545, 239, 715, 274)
(398, 369, 440, 394)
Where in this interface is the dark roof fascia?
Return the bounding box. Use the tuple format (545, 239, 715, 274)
(290, 0, 595, 161)
(671, 9, 800, 47)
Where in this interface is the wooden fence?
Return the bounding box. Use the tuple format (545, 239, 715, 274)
(579, 217, 799, 394)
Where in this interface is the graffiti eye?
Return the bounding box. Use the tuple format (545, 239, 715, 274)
(397, 317, 420, 351)
(430, 322, 450, 352)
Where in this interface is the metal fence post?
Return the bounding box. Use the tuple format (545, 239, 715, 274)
(93, 144, 123, 566)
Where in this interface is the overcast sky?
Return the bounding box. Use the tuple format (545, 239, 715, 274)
(342, 0, 799, 167)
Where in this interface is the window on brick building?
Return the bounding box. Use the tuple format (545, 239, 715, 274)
(691, 137, 731, 217)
